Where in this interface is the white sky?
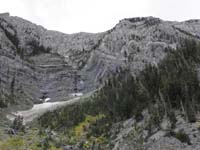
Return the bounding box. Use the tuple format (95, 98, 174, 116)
(0, 0, 199, 34)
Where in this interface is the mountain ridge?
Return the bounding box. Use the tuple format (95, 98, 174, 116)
(1, 13, 200, 107)
(2, 13, 200, 150)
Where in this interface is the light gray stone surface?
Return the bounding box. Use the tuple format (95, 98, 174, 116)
(111, 111, 200, 150)
(0, 15, 200, 106)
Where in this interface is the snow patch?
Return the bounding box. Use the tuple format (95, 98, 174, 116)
(71, 93, 83, 97)
(44, 98, 51, 102)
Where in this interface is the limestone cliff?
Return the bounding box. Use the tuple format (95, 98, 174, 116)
(1, 13, 200, 106)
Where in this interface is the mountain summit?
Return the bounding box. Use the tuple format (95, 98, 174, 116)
(1, 14, 200, 106)
(2, 14, 200, 149)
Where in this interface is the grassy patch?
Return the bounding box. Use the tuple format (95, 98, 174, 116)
(74, 114, 105, 137)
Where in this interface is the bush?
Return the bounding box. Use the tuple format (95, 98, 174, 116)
(11, 116, 25, 133)
(0, 94, 16, 108)
(174, 130, 191, 145)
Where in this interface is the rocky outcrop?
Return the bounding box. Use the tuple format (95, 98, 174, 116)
(111, 110, 200, 150)
(1, 14, 200, 106)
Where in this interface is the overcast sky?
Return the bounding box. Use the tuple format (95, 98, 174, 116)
(0, 0, 199, 33)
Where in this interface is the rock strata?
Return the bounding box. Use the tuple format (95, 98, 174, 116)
(0, 15, 200, 106)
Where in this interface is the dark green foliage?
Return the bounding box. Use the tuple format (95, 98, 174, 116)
(149, 104, 165, 128)
(39, 39, 200, 138)
(10, 76, 15, 95)
(140, 65, 160, 100)
(135, 112, 144, 122)
(170, 130, 191, 145)
(11, 116, 25, 133)
(17, 40, 51, 59)
(0, 93, 16, 108)
(27, 40, 51, 56)
(38, 103, 85, 130)
(87, 117, 111, 137)
(0, 96, 7, 108)
(93, 70, 149, 121)
(176, 131, 191, 145)
(140, 39, 200, 122)
(168, 111, 177, 129)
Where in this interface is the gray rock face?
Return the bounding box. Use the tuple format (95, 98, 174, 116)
(1, 15, 200, 106)
(110, 110, 200, 150)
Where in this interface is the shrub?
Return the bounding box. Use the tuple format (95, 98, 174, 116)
(174, 130, 191, 145)
(11, 116, 25, 133)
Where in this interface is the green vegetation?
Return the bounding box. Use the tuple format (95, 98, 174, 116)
(0, 127, 63, 150)
(0, 137, 25, 150)
(169, 130, 191, 145)
(27, 40, 51, 56)
(1, 39, 200, 149)
(37, 39, 200, 148)
(0, 93, 16, 108)
(73, 114, 105, 137)
(11, 116, 25, 133)
(0, 91, 32, 108)
(38, 99, 112, 149)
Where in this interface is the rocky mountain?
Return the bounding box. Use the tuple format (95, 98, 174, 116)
(1, 13, 200, 107)
(2, 13, 200, 150)
(36, 39, 200, 150)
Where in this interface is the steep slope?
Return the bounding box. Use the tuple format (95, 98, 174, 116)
(38, 40, 200, 150)
(1, 13, 200, 107)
